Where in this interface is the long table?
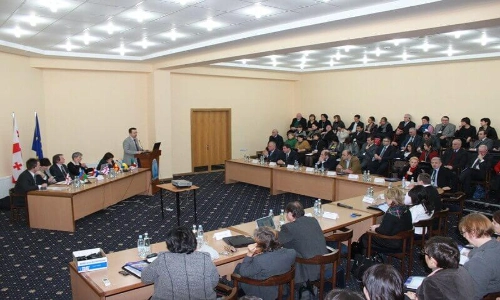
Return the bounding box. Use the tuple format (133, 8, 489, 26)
(28, 168, 152, 232)
(225, 159, 390, 201)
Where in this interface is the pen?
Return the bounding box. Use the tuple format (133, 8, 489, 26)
(337, 203, 353, 209)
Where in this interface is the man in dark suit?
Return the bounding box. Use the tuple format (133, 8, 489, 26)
(358, 136, 377, 170)
(430, 157, 456, 192)
(369, 137, 395, 175)
(277, 144, 298, 166)
(441, 139, 468, 172)
(396, 114, 416, 142)
(278, 201, 327, 285)
(315, 150, 336, 170)
(262, 141, 283, 163)
(14, 158, 47, 206)
(290, 113, 307, 132)
(268, 129, 284, 150)
(49, 154, 69, 182)
(347, 114, 364, 133)
(400, 128, 422, 151)
(471, 130, 493, 151)
(350, 124, 367, 150)
(460, 145, 493, 198)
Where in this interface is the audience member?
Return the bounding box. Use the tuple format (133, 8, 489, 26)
(493, 210, 500, 237)
(277, 144, 298, 166)
(268, 129, 284, 150)
(471, 129, 493, 151)
(417, 132, 440, 153)
(332, 115, 345, 133)
(14, 158, 47, 205)
(39, 158, 56, 184)
(478, 117, 498, 140)
(397, 114, 416, 141)
(400, 128, 422, 152)
(234, 227, 296, 300)
(310, 133, 326, 154)
(318, 114, 332, 132)
(49, 154, 69, 182)
(408, 185, 434, 235)
(396, 142, 418, 161)
(416, 116, 434, 135)
(279, 201, 327, 285)
(460, 145, 492, 198)
(415, 173, 442, 213)
(419, 141, 438, 163)
(67, 152, 91, 177)
(376, 117, 393, 139)
(404, 236, 474, 300)
(307, 114, 318, 131)
(400, 156, 421, 182)
(295, 124, 306, 137)
(123, 127, 144, 165)
(351, 124, 367, 150)
(455, 117, 476, 147)
(460, 213, 500, 299)
(295, 134, 311, 165)
(141, 226, 219, 299)
(430, 157, 455, 191)
(262, 141, 283, 163)
(434, 116, 456, 148)
(325, 289, 364, 300)
(362, 264, 404, 300)
(290, 113, 307, 132)
(316, 150, 336, 170)
(97, 152, 115, 171)
(441, 139, 468, 172)
(322, 124, 337, 145)
(391, 126, 405, 149)
(347, 114, 364, 133)
(364, 116, 378, 135)
(284, 130, 297, 148)
(368, 137, 395, 175)
(336, 150, 361, 174)
(360, 188, 412, 254)
(337, 126, 349, 143)
(359, 136, 377, 171)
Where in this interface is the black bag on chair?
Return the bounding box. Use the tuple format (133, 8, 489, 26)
(350, 254, 383, 281)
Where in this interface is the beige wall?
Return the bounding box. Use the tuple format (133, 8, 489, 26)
(299, 59, 500, 129)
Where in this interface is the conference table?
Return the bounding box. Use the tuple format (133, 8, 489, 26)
(225, 159, 391, 201)
(69, 194, 382, 300)
(28, 168, 152, 232)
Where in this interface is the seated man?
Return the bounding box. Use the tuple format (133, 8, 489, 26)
(397, 114, 416, 141)
(49, 154, 69, 182)
(460, 145, 492, 198)
(433, 116, 456, 148)
(368, 137, 395, 176)
(400, 128, 422, 152)
(417, 132, 441, 153)
(278, 201, 327, 285)
(390, 126, 405, 148)
(441, 139, 468, 172)
(268, 129, 284, 150)
(406, 173, 442, 215)
(358, 136, 377, 171)
(290, 113, 307, 132)
(376, 117, 393, 139)
(277, 144, 298, 166)
(430, 157, 455, 192)
(336, 150, 362, 174)
(315, 150, 337, 171)
(347, 114, 364, 134)
(350, 124, 367, 150)
(14, 158, 47, 206)
(471, 130, 493, 152)
(262, 141, 282, 163)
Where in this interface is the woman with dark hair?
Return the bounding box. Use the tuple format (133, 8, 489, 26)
(234, 226, 296, 300)
(408, 185, 434, 235)
(418, 141, 438, 163)
(459, 213, 500, 299)
(37, 158, 57, 184)
(405, 236, 474, 300)
(332, 115, 345, 133)
(362, 264, 404, 300)
(307, 114, 318, 131)
(455, 117, 476, 147)
(365, 116, 378, 134)
(416, 116, 434, 135)
(141, 226, 219, 299)
(397, 142, 418, 161)
(96, 152, 115, 171)
(479, 117, 498, 140)
(318, 114, 332, 133)
(322, 124, 337, 145)
(325, 289, 364, 300)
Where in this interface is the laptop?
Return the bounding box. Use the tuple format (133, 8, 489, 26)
(152, 142, 161, 151)
(255, 215, 275, 229)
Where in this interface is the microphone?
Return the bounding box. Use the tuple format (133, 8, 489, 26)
(337, 203, 353, 209)
(137, 139, 144, 151)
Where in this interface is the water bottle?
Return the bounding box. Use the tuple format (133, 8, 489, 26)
(314, 199, 320, 216)
(366, 187, 371, 197)
(363, 170, 367, 181)
(402, 177, 406, 189)
(260, 155, 265, 165)
(137, 235, 145, 258)
(192, 224, 197, 235)
(410, 178, 415, 186)
(370, 187, 374, 197)
(367, 170, 371, 180)
(320, 163, 325, 174)
(317, 200, 322, 216)
(279, 209, 286, 227)
(197, 225, 204, 247)
(314, 164, 319, 174)
(144, 233, 151, 256)
(294, 160, 299, 170)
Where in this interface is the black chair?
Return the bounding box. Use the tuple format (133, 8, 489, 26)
(441, 192, 466, 221)
(9, 188, 29, 225)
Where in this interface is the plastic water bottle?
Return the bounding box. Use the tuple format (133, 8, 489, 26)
(294, 160, 299, 170)
(192, 224, 197, 235)
(317, 200, 322, 216)
(144, 233, 151, 256)
(314, 199, 320, 216)
(197, 225, 204, 247)
(279, 209, 286, 227)
(260, 155, 265, 165)
(363, 170, 367, 181)
(314, 164, 319, 174)
(402, 177, 406, 189)
(410, 178, 415, 186)
(137, 235, 145, 258)
(320, 163, 325, 174)
(367, 170, 371, 181)
(268, 209, 274, 218)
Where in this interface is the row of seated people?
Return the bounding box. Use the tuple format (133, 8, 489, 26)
(13, 152, 117, 206)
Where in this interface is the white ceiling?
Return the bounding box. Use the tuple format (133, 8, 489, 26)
(0, 0, 499, 72)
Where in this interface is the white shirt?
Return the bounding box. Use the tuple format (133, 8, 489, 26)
(410, 204, 433, 235)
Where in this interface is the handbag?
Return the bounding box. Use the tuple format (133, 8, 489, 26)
(351, 253, 384, 281)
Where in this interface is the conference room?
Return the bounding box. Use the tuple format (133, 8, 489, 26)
(1, 0, 500, 299)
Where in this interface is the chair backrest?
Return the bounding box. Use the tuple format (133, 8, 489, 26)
(367, 228, 415, 256)
(326, 228, 353, 243)
(224, 287, 238, 300)
(433, 208, 449, 235)
(296, 250, 340, 300)
(442, 192, 466, 212)
(231, 265, 295, 300)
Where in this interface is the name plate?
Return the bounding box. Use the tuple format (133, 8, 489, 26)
(362, 196, 375, 204)
(374, 178, 385, 184)
(251, 159, 259, 164)
(305, 167, 314, 172)
(213, 230, 232, 240)
(287, 164, 294, 169)
(327, 171, 337, 176)
(348, 174, 359, 179)
(269, 162, 277, 166)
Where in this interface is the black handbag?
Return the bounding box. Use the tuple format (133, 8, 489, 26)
(350, 253, 383, 281)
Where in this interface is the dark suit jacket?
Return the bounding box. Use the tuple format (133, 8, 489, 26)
(290, 118, 307, 130)
(14, 170, 38, 195)
(310, 139, 326, 152)
(268, 135, 284, 150)
(318, 157, 336, 170)
(397, 121, 416, 140)
(376, 123, 393, 139)
(351, 131, 367, 148)
(424, 185, 442, 213)
(465, 153, 493, 178)
(49, 164, 69, 182)
(279, 150, 299, 165)
(401, 135, 422, 149)
(279, 217, 327, 284)
(432, 166, 455, 190)
(441, 148, 468, 171)
(235, 248, 296, 300)
(472, 138, 494, 151)
(376, 145, 396, 162)
(266, 149, 283, 163)
(347, 121, 365, 132)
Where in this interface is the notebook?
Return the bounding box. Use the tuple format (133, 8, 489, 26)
(122, 260, 149, 278)
(368, 202, 389, 213)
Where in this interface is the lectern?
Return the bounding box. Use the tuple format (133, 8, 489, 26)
(135, 150, 161, 194)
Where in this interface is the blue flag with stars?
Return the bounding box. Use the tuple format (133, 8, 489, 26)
(32, 113, 43, 159)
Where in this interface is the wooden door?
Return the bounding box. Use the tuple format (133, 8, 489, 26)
(191, 109, 231, 171)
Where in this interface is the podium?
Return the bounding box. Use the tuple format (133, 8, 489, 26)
(135, 150, 161, 194)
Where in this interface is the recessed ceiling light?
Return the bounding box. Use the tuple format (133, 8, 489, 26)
(201, 17, 218, 31)
(362, 54, 368, 64)
(14, 25, 21, 38)
(136, 8, 144, 23)
(119, 43, 126, 56)
(375, 47, 381, 57)
(29, 13, 37, 27)
(107, 21, 115, 35)
(65, 39, 72, 52)
(141, 37, 148, 49)
(166, 28, 183, 41)
(83, 30, 90, 45)
(401, 50, 408, 61)
(249, 3, 272, 19)
(46, 0, 59, 13)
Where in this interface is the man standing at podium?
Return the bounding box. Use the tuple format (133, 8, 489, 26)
(123, 127, 144, 165)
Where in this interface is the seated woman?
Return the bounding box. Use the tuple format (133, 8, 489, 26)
(360, 188, 413, 253)
(318, 113, 332, 133)
(295, 124, 306, 137)
(284, 130, 297, 149)
(295, 134, 311, 165)
(416, 116, 434, 135)
(364, 116, 378, 135)
(234, 226, 296, 300)
(419, 141, 438, 163)
(322, 124, 338, 145)
(399, 156, 421, 183)
(67, 152, 92, 177)
(96, 152, 115, 171)
(141, 226, 219, 299)
(455, 117, 476, 147)
(405, 236, 474, 300)
(306, 123, 320, 140)
(459, 213, 500, 299)
(397, 143, 418, 161)
(332, 115, 346, 133)
(307, 114, 318, 132)
(363, 264, 404, 300)
(38, 158, 56, 184)
(407, 185, 434, 235)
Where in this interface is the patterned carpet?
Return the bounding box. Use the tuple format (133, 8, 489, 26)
(0, 171, 462, 299)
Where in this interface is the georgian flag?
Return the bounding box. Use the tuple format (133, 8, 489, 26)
(12, 114, 24, 183)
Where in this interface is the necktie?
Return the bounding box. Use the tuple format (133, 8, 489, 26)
(134, 138, 139, 151)
(286, 153, 289, 161)
(61, 165, 67, 177)
(431, 169, 437, 186)
(346, 160, 350, 169)
(380, 146, 387, 157)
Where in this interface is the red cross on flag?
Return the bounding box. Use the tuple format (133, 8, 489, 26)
(12, 113, 24, 183)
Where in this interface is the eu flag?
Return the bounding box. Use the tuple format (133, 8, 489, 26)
(32, 113, 43, 159)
